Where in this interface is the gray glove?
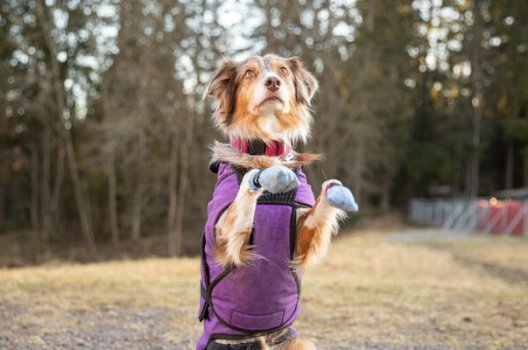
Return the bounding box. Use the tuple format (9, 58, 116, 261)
(250, 166, 300, 194)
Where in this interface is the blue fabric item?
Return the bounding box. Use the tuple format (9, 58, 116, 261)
(327, 185, 358, 212)
(257, 165, 300, 194)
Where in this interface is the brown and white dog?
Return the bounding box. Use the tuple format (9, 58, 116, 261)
(200, 54, 357, 350)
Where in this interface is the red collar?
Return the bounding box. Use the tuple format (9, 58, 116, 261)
(230, 138, 292, 159)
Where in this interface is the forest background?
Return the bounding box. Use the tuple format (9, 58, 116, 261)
(1, 0, 527, 259)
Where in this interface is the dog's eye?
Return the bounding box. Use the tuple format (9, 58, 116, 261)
(279, 67, 289, 75)
(244, 70, 255, 79)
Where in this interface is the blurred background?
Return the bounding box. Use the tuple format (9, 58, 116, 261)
(1, 0, 527, 263)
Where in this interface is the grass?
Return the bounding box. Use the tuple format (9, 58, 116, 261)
(1, 229, 527, 349)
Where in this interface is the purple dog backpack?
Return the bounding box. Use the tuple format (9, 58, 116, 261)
(196, 162, 315, 349)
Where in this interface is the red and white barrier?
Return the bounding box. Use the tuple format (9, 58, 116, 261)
(409, 198, 528, 236)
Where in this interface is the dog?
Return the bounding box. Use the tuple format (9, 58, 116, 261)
(197, 54, 358, 350)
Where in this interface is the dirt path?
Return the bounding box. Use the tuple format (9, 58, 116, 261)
(1, 229, 527, 349)
(0, 303, 190, 350)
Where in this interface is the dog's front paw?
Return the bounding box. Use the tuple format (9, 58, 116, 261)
(324, 180, 358, 212)
(251, 165, 300, 194)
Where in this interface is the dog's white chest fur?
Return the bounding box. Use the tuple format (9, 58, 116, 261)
(257, 113, 287, 139)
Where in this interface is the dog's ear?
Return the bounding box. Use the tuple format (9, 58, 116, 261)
(203, 59, 237, 123)
(287, 56, 319, 106)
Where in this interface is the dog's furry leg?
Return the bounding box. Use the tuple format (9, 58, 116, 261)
(293, 180, 353, 269)
(215, 166, 300, 268)
(215, 169, 263, 268)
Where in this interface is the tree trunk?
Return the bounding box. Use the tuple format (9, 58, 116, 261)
(167, 108, 195, 257)
(353, 0, 377, 206)
(30, 145, 40, 232)
(131, 179, 144, 240)
(37, 0, 95, 252)
(380, 174, 391, 212)
(167, 17, 200, 256)
(466, 0, 483, 197)
(0, 183, 4, 226)
(173, 136, 191, 256)
(263, 0, 275, 51)
(131, 131, 145, 240)
(41, 123, 51, 242)
(65, 133, 95, 251)
(352, 132, 365, 205)
(108, 150, 120, 244)
(167, 136, 181, 256)
(50, 145, 65, 235)
(102, 79, 120, 244)
(0, 186, 4, 226)
(366, 0, 377, 31)
(504, 140, 514, 189)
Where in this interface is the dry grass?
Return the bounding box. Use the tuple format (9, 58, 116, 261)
(300, 231, 528, 349)
(1, 229, 527, 349)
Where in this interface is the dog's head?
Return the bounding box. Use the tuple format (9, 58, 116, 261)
(203, 54, 318, 144)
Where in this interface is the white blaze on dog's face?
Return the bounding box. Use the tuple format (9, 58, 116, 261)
(203, 54, 319, 144)
(249, 64, 291, 115)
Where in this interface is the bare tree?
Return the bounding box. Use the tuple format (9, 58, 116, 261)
(465, 0, 484, 197)
(36, 0, 95, 252)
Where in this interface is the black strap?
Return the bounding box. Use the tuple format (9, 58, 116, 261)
(206, 328, 294, 350)
(201, 234, 211, 286)
(233, 166, 248, 184)
(199, 232, 212, 321)
(199, 232, 236, 322)
(208, 266, 235, 294)
(210, 161, 220, 173)
(270, 328, 294, 345)
(289, 206, 297, 260)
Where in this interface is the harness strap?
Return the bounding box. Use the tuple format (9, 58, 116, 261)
(289, 206, 297, 260)
(199, 234, 235, 322)
(199, 233, 212, 321)
(206, 328, 294, 350)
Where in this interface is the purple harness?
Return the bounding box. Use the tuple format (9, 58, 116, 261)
(197, 162, 315, 350)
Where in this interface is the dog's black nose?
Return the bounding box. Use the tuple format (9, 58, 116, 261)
(265, 76, 281, 92)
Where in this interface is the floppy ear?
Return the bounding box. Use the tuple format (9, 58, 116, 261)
(203, 59, 237, 125)
(287, 56, 319, 106)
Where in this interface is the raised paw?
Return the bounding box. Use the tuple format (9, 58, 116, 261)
(324, 180, 359, 212)
(250, 165, 300, 194)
